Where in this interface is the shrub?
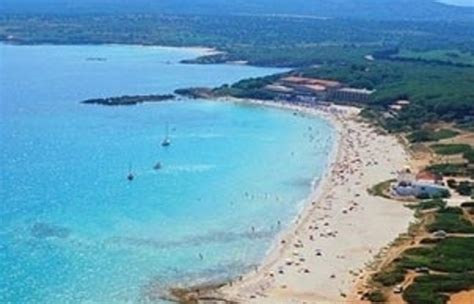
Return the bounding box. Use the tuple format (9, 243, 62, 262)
(416, 192, 431, 200)
(427, 207, 474, 234)
(403, 274, 474, 304)
(456, 181, 473, 196)
(408, 130, 432, 143)
(408, 129, 460, 143)
(464, 150, 474, 163)
(431, 129, 460, 141)
(400, 237, 474, 272)
(419, 238, 441, 245)
(447, 179, 457, 189)
(430, 144, 472, 155)
(369, 179, 395, 198)
(432, 189, 450, 199)
(367, 290, 386, 303)
(427, 163, 466, 176)
(460, 201, 474, 208)
(373, 266, 406, 286)
(413, 199, 446, 210)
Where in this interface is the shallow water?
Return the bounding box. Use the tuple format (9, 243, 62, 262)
(0, 44, 335, 303)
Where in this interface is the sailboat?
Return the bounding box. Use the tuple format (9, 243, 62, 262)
(127, 163, 134, 181)
(153, 162, 162, 170)
(161, 123, 171, 147)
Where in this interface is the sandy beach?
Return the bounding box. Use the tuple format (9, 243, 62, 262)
(177, 99, 415, 303)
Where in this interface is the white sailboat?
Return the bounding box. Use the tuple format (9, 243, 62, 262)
(161, 123, 171, 147)
(153, 161, 162, 170)
(127, 163, 134, 181)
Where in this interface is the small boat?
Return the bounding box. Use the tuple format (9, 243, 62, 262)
(127, 163, 134, 181)
(161, 138, 171, 147)
(153, 162, 162, 170)
(161, 123, 171, 147)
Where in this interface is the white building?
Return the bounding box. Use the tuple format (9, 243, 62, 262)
(393, 168, 449, 198)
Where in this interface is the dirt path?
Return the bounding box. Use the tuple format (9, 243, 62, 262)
(448, 290, 474, 304)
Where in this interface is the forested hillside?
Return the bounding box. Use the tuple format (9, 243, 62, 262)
(2, 14, 474, 67)
(2, 0, 474, 21)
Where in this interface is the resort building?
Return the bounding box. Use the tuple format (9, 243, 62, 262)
(265, 76, 374, 104)
(328, 87, 374, 103)
(277, 76, 342, 101)
(279, 76, 343, 91)
(392, 168, 449, 198)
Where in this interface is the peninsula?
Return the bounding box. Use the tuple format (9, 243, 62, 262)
(80, 94, 175, 106)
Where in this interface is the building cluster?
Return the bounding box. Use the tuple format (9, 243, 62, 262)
(393, 167, 449, 198)
(264, 76, 374, 104)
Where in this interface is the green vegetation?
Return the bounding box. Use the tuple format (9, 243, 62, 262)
(445, 179, 473, 196)
(410, 199, 447, 211)
(373, 265, 406, 287)
(464, 150, 474, 163)
(4, 0, 474, 21)
(458, 121, 474, 132)
(393, 49, 474, 66)
(427, 143, 474, 179)
(430, 144, 472, 155)
(407, 129, 460, 143)
(1, 14, 474, 68)
(212, 75, 283, 100)
(300, 61, 474, 132)
(427, 163, 467, 177)
(1, 14, 473, 134)
(368, 179, 395, 199)
(366, 289, 386, 303)
(0, 15, 402, 67)
(456, 181, 473, 196)
(370, 204, 474, 303)
(80, 94, 175, 106)
(403, 273, 474, 304)
(427, 207, 474, 233)
(399, 237, 474, 272)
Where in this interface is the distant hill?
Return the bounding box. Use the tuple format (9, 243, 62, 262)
(2, 0, 474, 21)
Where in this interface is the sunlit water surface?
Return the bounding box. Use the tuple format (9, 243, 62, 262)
(0, 44, 335, 303)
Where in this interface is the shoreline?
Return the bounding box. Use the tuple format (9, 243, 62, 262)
(0, 41, 221, 59)
(167, 98, 415, 303)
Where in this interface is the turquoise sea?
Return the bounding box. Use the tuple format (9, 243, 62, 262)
(0, 44, 335, 303)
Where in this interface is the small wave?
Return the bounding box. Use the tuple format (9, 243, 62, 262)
(180, 133, 225, 139)
(166, 164, 216, 173)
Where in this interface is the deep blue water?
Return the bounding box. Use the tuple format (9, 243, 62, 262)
(0, 44, 335, 303)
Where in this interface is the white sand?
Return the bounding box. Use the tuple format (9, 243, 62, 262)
(207, 99, 414, 303)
